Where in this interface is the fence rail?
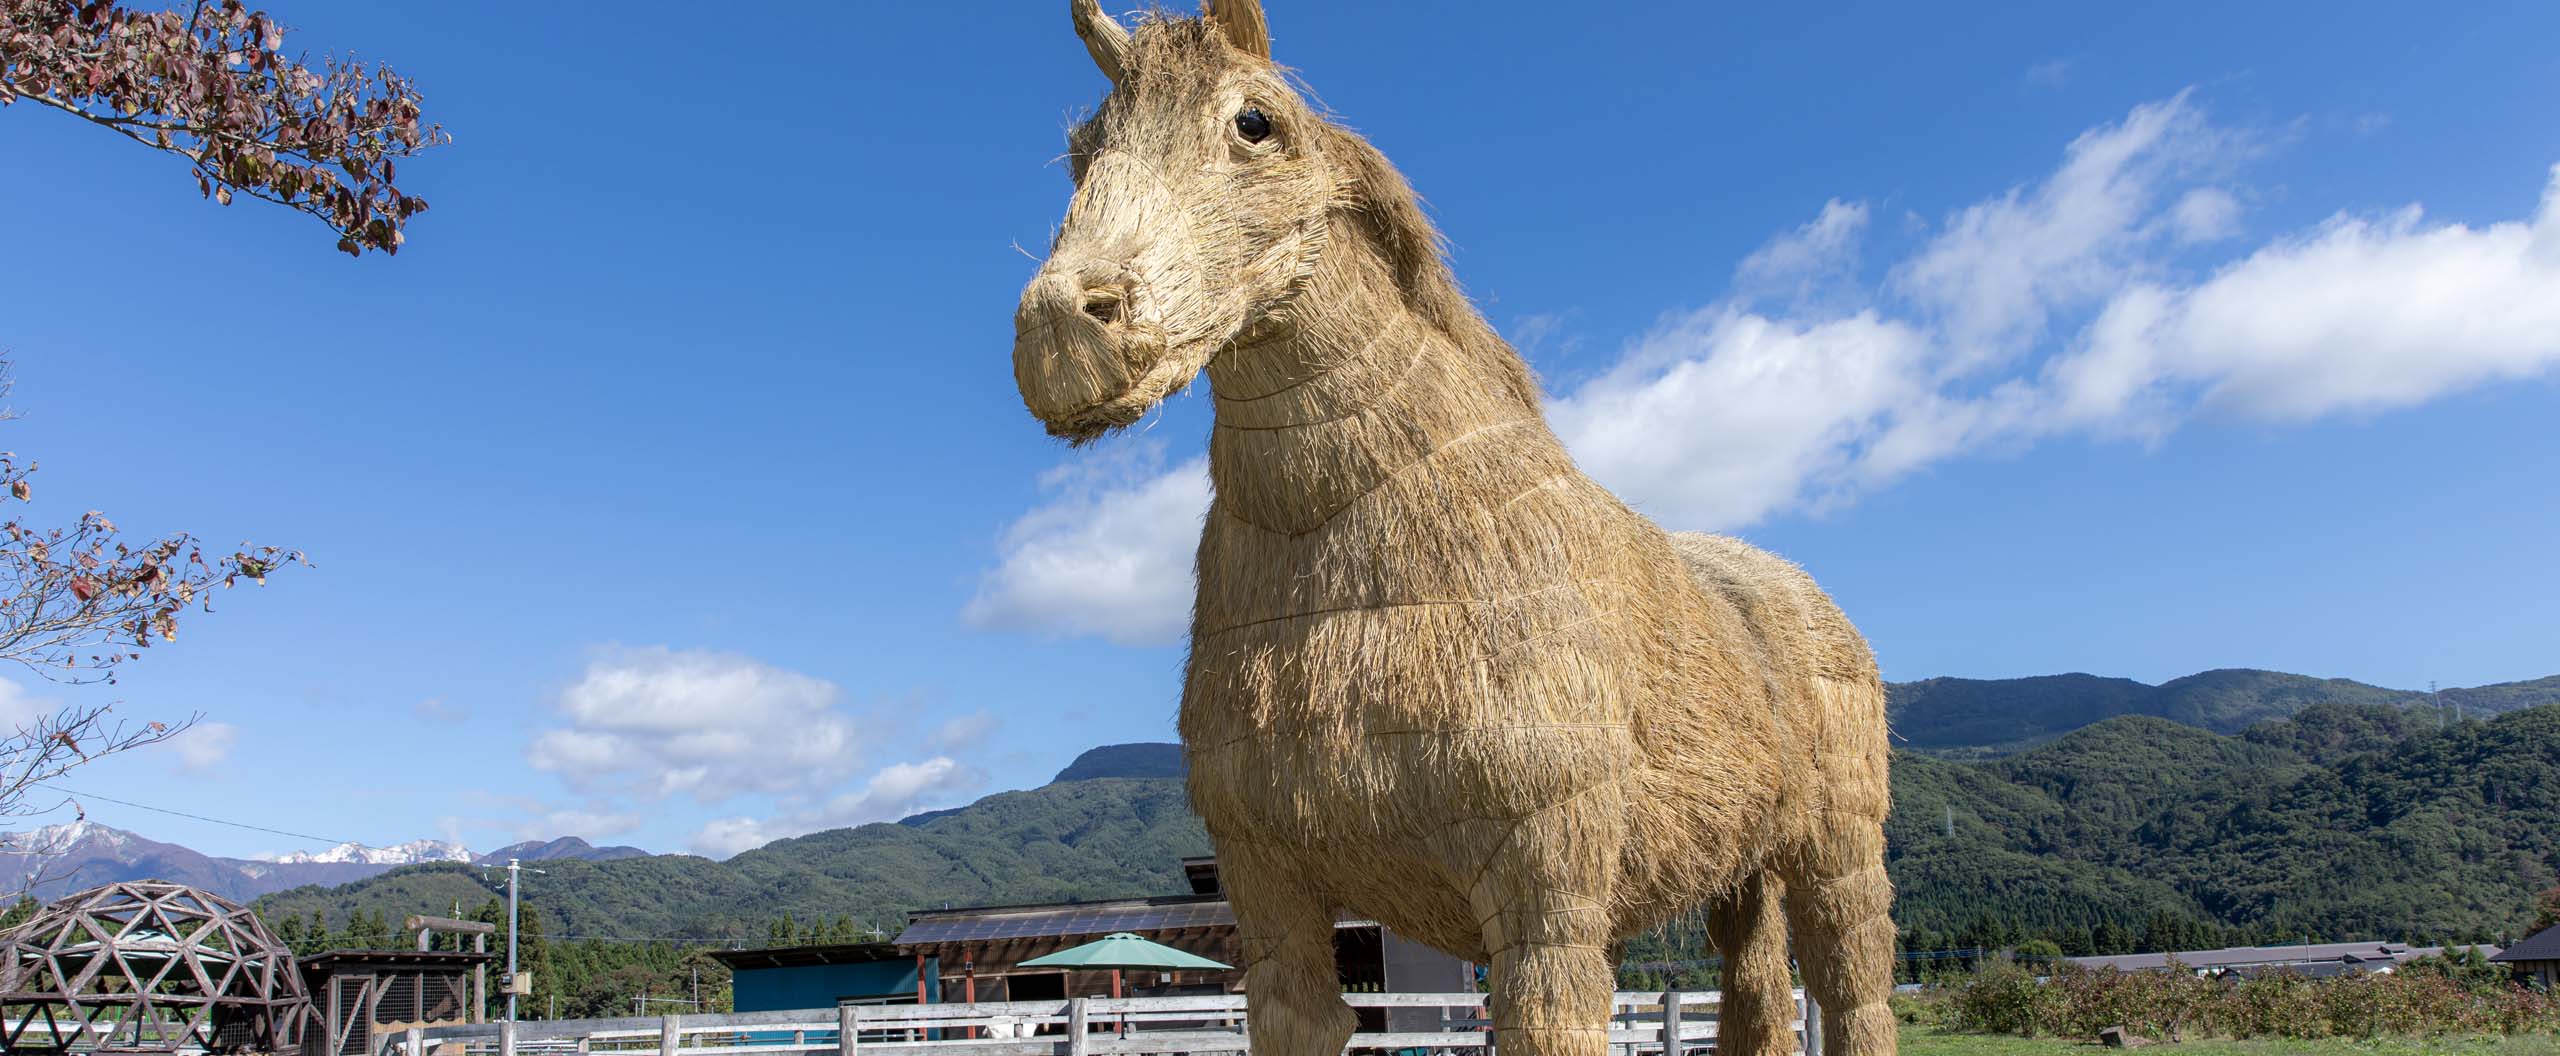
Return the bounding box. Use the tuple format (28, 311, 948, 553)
(385, 991, 1819, 1056)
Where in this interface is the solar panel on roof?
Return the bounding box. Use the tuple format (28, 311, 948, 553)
(893, 900, 1236, 946)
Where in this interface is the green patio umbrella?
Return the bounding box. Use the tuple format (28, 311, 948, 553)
(1019, 932, 1233, 1032)
(1018, 933, 1232, 973)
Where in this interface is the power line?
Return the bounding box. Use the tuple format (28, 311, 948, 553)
(32, 783, 360, 847)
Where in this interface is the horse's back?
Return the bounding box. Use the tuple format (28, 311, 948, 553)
(1665, 531, 1891, 819)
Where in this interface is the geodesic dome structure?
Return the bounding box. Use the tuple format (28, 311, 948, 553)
(0, 880, 313, 1053)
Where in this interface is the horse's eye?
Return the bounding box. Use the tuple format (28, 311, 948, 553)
(1235, 108, 1272, 143)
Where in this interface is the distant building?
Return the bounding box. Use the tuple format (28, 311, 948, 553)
(2068, 941, 2500, 977)
(2490, 924, 2560, 989)
(707, 943, 940, 1012)
(890, 856, 1473, 1032)
(301, 949, 497, 1056)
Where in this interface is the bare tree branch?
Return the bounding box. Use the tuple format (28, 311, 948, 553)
(0, 699, 192, 901)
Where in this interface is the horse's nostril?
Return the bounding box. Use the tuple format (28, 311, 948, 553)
(1080, 287, 1125, 325)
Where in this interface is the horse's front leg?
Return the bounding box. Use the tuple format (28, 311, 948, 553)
(1471, 802, 1622, 1056)
(1224, 841, 1356, 1056)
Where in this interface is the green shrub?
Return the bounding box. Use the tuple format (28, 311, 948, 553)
(1938, 961, 2560, 1041)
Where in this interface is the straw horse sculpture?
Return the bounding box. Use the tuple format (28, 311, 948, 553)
(1006, 4, 1896, 1055)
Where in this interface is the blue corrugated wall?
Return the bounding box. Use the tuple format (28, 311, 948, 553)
(731, 958, 939, 1013)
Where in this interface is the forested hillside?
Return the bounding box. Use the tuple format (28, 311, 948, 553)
(1888, 703, 2560, 953)
(1886, 668, 2560, 753)
(262, 702, 2560, 979)
(256, 774, 1206, 944)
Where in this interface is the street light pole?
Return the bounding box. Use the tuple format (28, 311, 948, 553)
(496, 856, 547, 1025)
(506, 858, 522, 1022)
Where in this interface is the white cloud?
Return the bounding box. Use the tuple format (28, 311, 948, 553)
(930, 711, 996, 752)
(0, 678, 47, 731)
(166, 722, 237, 772)
(523, 806, 644, 842)
(1549, 310, 1941, 528)
(1733, 199, 1872, 313)
(414, 698, 470, 723)
(527, 646, 862, 802)
(1563, 95, 2560, 530)
(690, 757, 981, 858)
(1890, 90, 2248, 368)
(963, 442, 1208, 646)
(2052, 181, 2560, 428)
(968, 91, 2560, 646)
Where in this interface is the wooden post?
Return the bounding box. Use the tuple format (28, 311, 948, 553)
(1801, 990, 1822, 1056)
(1659, 991, 1682, 1056)
(499, 1019, 517, 1056)
(915, 953, 931, 1042)
(405, 1026, 425, 1056)
(578, 1038, 591, 1055)
(1066, 997, 1090, 1056)
(963, 948, 978, 1039)
(838, 1004, 860, 1056)
(661, 1014, 682, 1056)
(476, 933, 489, 1024)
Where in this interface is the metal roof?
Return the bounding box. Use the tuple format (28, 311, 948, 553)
(896, 897, 1234, 947)
(2491, 924, 2560, 963)
(706, 942, 905, 970)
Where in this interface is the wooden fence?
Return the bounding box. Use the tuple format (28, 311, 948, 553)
(383, 990, 1820, 1056)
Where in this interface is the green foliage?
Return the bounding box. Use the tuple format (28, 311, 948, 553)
(1894, 705, 2560, 947)
(257, 705, 2560, 1005)
(1943, 963, 2560, 1041)
(1889, 669, 2560, 754)
(256, 778, 1211, 950)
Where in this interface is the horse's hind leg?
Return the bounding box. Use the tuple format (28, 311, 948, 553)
(1779, 811, 1898, 1056)
(1706, 871, 1797, 1056)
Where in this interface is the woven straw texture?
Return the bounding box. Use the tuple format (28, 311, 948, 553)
(1010, 5, 1897, 1055)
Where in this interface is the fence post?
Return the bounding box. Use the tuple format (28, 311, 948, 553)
(839, 1005, 861, 1056)
(405, 1027, 425, 1056)
(1659, 991, 1682, 1056)
(662, 1014, 682, 1056)
(1801, 989, 1821, 1056)
(499, 1019, 517, 1056)
(1067, 997, 1090, 1056)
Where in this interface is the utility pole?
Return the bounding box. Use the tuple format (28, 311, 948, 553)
(497, 858, 547, 1022)
(506, 858, 522, 1022)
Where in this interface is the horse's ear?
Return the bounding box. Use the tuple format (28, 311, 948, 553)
(1204, 0, 1271, 60)
(1072, 0, 1133, 83)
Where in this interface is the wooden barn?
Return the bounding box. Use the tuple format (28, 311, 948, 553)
(890, 857, 1472, 1032)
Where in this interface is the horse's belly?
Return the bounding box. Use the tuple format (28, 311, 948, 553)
(1180, 599, 1641, 851)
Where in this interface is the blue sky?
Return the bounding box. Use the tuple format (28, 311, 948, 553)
(1, 2, 2554, 861)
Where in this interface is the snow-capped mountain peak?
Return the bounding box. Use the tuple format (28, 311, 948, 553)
(270, 838, 472, 866)
(2, 819, 129, 855)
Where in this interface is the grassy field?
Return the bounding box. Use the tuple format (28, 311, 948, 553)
(1899, 1023, 2560, 1056)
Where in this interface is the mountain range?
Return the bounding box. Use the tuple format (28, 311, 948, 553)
(16, 666, 2560, 951)
(0, 821, 646, 904)
(1886, 667, 2560, 754)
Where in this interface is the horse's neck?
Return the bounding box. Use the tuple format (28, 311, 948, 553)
(1204, 227, 1558, 536)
